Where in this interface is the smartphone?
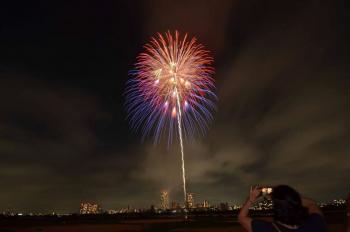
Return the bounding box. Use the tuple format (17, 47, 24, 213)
(260, 187, 273, 196)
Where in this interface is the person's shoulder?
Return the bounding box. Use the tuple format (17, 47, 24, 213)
(252, 219, 274, 232)
(302, 213, 327, 231)
(307, 213, 325, 223)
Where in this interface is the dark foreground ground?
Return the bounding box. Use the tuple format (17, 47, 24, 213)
(0, 210, 346, 232)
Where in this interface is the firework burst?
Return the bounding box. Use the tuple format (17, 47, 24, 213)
(125, 31, 216, 144)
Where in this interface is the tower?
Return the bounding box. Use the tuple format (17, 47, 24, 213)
(186, 193, 194, 208)
(160, 191, 169, 210)
(203, 200, 209, 208)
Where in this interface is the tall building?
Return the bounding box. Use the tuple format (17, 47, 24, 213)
(160, 191, 169, 210)
(80, 202, 101, 214)
(186, 193, 194, 208)
(203, 200, 210, 208)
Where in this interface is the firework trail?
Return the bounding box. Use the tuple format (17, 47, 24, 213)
(125, 31, 216, 205)
(175, 87, 187, 202)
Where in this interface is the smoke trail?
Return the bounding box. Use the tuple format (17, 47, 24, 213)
(175, 88, 187, 205)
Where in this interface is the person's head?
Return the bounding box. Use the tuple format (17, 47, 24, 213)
(271, 185, 308, 226)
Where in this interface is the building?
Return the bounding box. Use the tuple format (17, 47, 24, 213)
(107, 209, 118, 214)
(160, 191, 169, 210)
(150, 205, 156, 213)
(186, 193, 195, 208)
(171, 201, 181, 209)
(80, 202, 101, 214)
(203, 200, 210, 208)
(219, 202, 229, 211)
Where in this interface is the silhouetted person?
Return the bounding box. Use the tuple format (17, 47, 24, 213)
(238, 185, 327, 232)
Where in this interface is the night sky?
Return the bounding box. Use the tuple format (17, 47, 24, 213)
(0, 0, 349, 213)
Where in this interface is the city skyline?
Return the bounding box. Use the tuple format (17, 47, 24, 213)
(0, 190, 347, 215)
(0, 0, 349, 213)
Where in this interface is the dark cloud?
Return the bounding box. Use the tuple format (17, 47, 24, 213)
(0, 0, 349, 213)
(0, 75, 107, 212)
